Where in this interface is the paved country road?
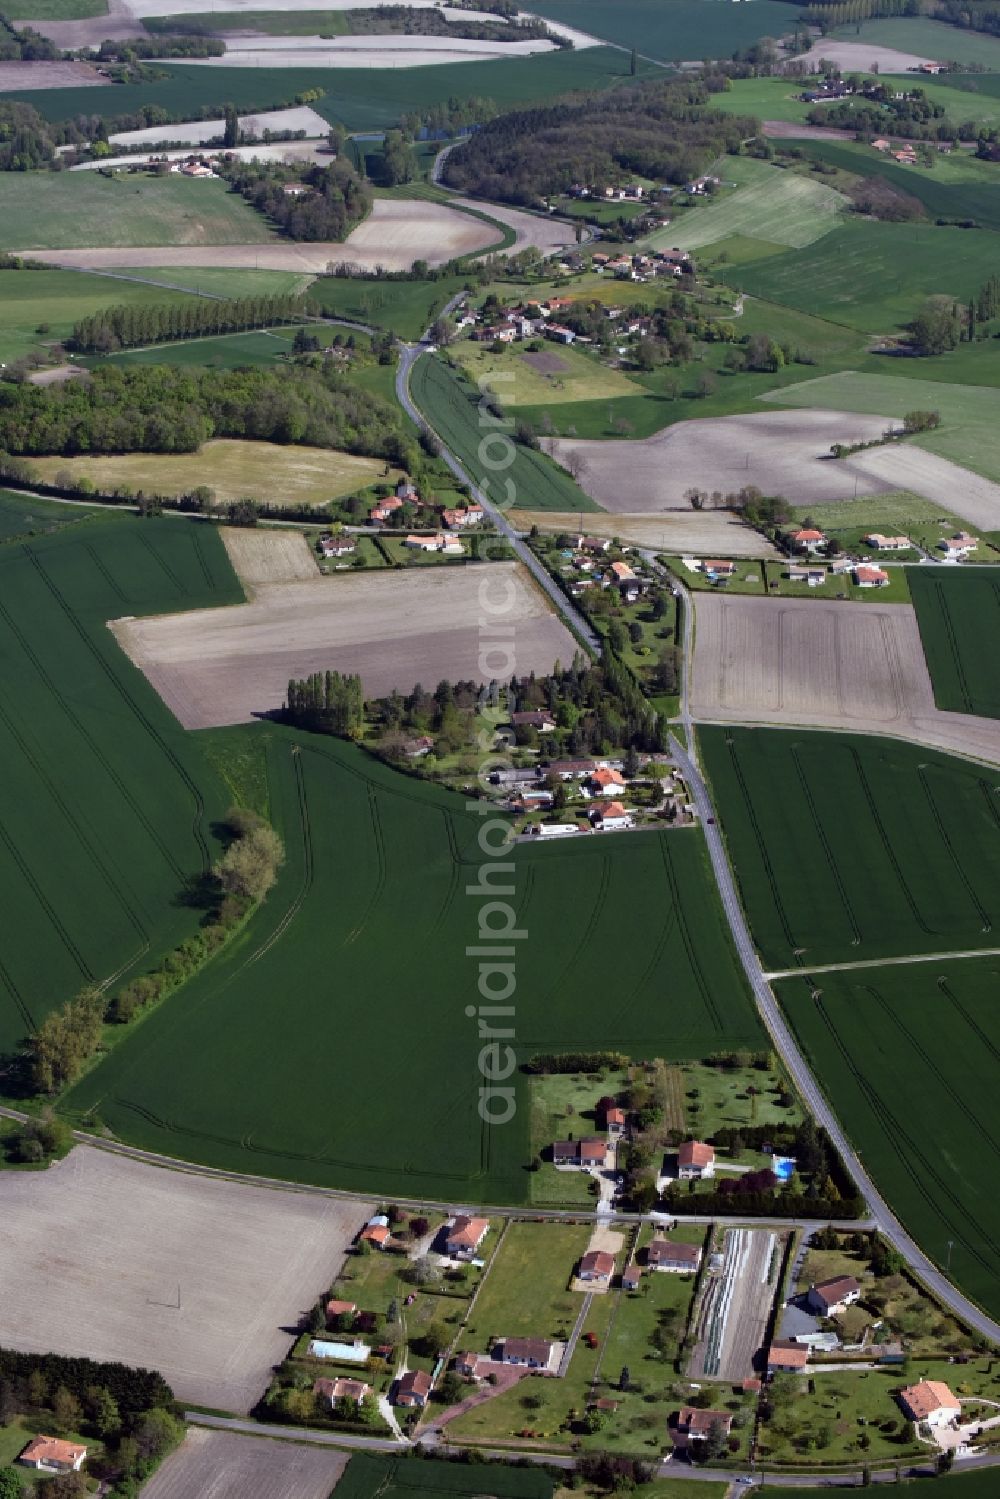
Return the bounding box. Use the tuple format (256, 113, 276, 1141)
(670, 589, 1000, 1347)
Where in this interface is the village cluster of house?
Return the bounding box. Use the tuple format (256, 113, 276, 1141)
(319, 478, 485, 559)
(558, 533, 649, 601)
(755, 523, 985, 588)
(487, 739, 689, 835)
(590, 247, 694, 282)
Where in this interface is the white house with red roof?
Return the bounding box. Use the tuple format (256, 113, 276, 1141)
(853, 564, 889, 588)
(444, 1215, 490, 1257)
(19, 1438, 87, 1474)
(789, 527, 826, 552)
(677, 1140, 715, 1179)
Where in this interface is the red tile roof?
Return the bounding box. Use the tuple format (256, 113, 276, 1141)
(580, 1249, 616, 1277)
(678, 1140, 714, 1168)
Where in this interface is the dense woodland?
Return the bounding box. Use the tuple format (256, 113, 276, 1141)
(441, 77, 755, 206)
(0, 363, 405, 459)
(70, 293, 316, 353)
(220, 158, 371, 242)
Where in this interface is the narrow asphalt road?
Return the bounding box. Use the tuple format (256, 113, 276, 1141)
(395, 330, 600, 654)
(672, 580, 999, 1343)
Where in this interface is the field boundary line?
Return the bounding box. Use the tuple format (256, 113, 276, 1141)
(764, 946, 1000, 979)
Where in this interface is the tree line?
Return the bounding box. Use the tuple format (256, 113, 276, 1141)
(219, 158, 371, 243)
(70, 293, 316, 354)
(0, 361, 406, 460)
(285, 671, 365, 737)
(441, 75, 756, 207)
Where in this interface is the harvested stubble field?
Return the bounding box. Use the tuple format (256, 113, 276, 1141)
(699, 725, 1000, 969)
(29, 198, 498, 273)
(29, 439, 392, 508)
(508, 507, 780, 557)
(66, 726, 764, 1200)
(140, 1428, 349, 1499)
(776, 957, 1000, 1321)
(221, 525, 319, 585)
(0, 1145, 370, 1410)
(690, 592, 1000, 764)
(0, 516, 243, 1058)
(544, 409, 893, 513)
(909, 567, 1000, 720)
(112, 557, 578, 726)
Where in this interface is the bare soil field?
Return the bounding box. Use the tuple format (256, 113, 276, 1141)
(222, 525, 318, 587)
(139, 1428, 349, 1499)
(544, 410, 893, 512)
(72, 141, 332, 171)
(185, 32, 558, 65)
(690, 592, 1000, 764)
(28, 363, 88, 386)
(108, 106, 329, 148)
(509, 507, 780, 558)
(32, 198, 496, 273)
(0, 1145, 370, 1412)
(0, 59, 109, 89)
(29, 440, 391, 507)
(846, 445, 1000, 531)
(112, 559, 577, 728)
(792, 40, 932, 71)
(762, 120, 856, 140)
(449, 197, 577, 254)
(689, 1228, 779, 1382)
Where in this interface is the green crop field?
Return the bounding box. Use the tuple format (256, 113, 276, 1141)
(795, 138, 1000, 233)
(0, 174, 266, 254)
(145, 9, 349, 34)
(65, 724, 763, 1198)
(4, 0, 104, 15)
(727, 220, 999, 333)
(910, 567, 1000, 719)
(334, 1454, 552, 1499)
(832, 15, 1000, 68)
(0, 267, 210, 363)
(410, 354, 601, 512)
(760, 1476, 996, 1499)
(763, 371, 1000, 482)
(776, 957, 1000, 1319)
(699, 727, 1000, 971)
(707, 75, 813, 123)
(99, 327, 339, 370)
(530, 0, 796, 63)
(115, 267, 312, 300)
(8, 48, 636, 133)
(647, 157, 847, 253)
(0, 516, 243, 1063)
(309, 274, 465, 340)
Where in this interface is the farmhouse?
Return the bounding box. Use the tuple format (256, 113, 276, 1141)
(677, 1140, 715, 1178)
(622, 1265, 641, 1290)
(19, 1438, 87, 1474)
(511, 710, 557, 732)
(397, 479, 418, 501)
(853, 564, 890, 589)
(702, 560, 736, 579)
(548, 758, 593, 780)
(767, 1340, 809, 1374)
(602, 1104, 626, 1136)
(806, 1275, 862, 1316)
(864, 533, 911, 552)
(320, 535, 355, 559)
(359, 1223, 390, 1250)
(672, 1406, 734, 1446)
(589, 801, 632, 830)
(394, 1370, 432, 1408)
(577, 535, 612, 554)
(497, 1337, 558, 1370)
(325, 1298, 357, 1322)
(444, 1215, 489, 1257)
(578, 1249, 616, 1283)
(789, 528, 827, 552)
(898, 1380, 960, 1427)
(313, 1376, 371, 1407)
(370, 496, 403, 523)
(647, 1238, 702, 1273)
(938, 532, 978, 558)
(442, 503, 484, 528)
(589, 767, 626, 794)
(553, 1137, 606, 1167)
(788, 566, 826, 587)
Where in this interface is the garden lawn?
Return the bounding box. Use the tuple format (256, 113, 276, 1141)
(909, 566, 1000, 718)
(463, 1221, 591, 1346)
(453, 339, 644, 406)
(411, 354, 601, 511)
(0, 515, 243, 1063)
(727, 220, 1000, 334)
(778, 959, 1000, 1320)
(0, 267, 210, 363)
(529, 0, 796, 63)
(0, 174, 267, 253)
(762, 558, 911, 603)
(65, 734, 763, 1200)
(646, 157, 847, 253)
(7, 49, 637, 133)
(763, 371, 1000, 483)
(699, 727, 1000, 969)
(831, 16, 1000, 68)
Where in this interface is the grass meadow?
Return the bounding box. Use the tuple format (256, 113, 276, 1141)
(0, 516, 243, 1062)
(648, 156, 847, 253)
(115, 267, 313, 300)
(452, 338, 644, 406)
(65, 727, 763, 1200)
(0, 174, 266, 253)
(910, 567, 1000, 719)
(699, 727, 1000, 971)
(0, 267, 210, 363)
(726, 220, 1000, 333)
(410, 353, 601, 512)
(309, 274, 466, 341)
(146, 9, 351, 34)
(707, 76, 812, 123)
(0, 487, 105, 541)
(776, 958, 1000, 1320)
(8, 49, 637, 133)
(530, 0, 796, 62)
